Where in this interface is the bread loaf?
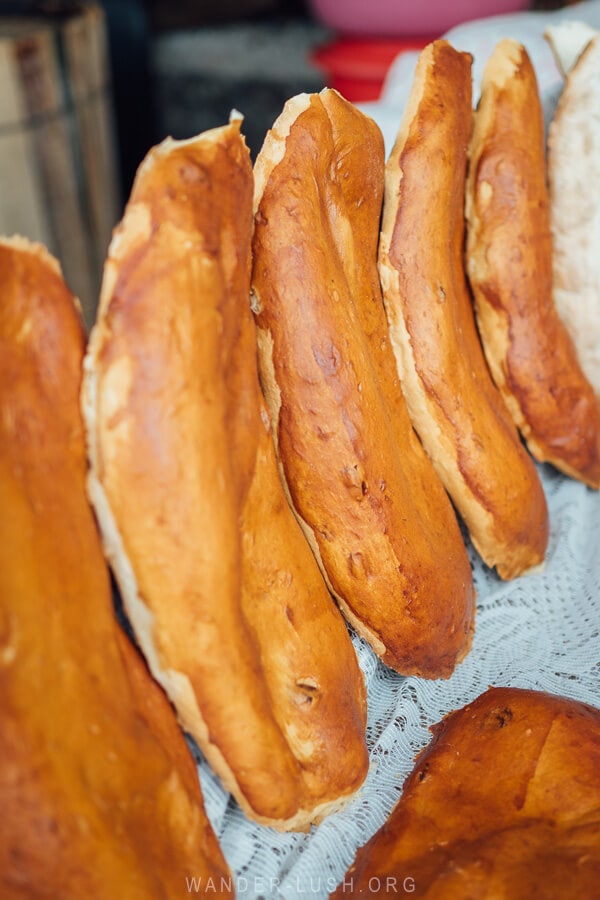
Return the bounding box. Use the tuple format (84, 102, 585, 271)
(545, 20, 599, 77)
(251, 88, 475, 678)
(466, 38, 600, 489)
(82, 119, 369, 830)
(332, 686, 600, 897)
(378, 41, 549, 579)
(0, 237, 232, 896)
(547, 32, 600, 400)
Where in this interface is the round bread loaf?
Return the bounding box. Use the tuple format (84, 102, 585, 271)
(333, 686, 600, 897)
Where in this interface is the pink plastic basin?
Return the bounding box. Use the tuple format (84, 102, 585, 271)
(307, 0, 531, 38)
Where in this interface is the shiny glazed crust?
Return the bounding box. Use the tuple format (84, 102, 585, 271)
(466, 39, 600, 489)
(332, 686, 600, 897)
(0, 237, 232, 896)
(82, 120, 369, 830)
(252, 88, 475, 678)
(378, 41, 549, 580)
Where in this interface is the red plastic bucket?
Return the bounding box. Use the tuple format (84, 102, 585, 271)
(311, 36, 434, 102)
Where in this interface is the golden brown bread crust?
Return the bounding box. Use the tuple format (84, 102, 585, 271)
(378, 41, 549, 580)
(251, 88, 475, 678)
(0, 237, 232, 897)
(466, 39, 600, 489)
(333, 686, 600, 898)
(82, 120, 369, 830)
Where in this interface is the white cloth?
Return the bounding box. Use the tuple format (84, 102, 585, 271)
(197, 4, 600, 896)
(363, 0, 600, 153)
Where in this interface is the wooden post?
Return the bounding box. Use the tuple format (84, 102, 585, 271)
(0, 2, 121, 330)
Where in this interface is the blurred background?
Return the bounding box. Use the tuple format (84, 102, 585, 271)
(0, 0, 579, 325)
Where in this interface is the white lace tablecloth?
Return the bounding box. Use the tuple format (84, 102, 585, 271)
(195, 4, 600, 896)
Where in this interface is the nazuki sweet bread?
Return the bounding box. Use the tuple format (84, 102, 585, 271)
(0, 237, 232, 896)
(378, 40, 549, 580)
(332, 686, 600, 897)
(546, 29, 600, 400)
(252, 87, 475, 678)
(82, 118, 369, 831)
(465, 38, 600, 489)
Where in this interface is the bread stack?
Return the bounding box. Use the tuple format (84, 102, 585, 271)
(251, 88, 474, 677)
(1, 21, 599, 895)
(334, 34, 600, 896)
(82, 118, 369, 831)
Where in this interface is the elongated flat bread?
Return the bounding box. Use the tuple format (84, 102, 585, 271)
(0, 237, 231, 896)
(378, 41, 549, 580)
(466, 39, 600, 489)
(82, 119, 369, 830)
(252, 88, 475, 678)
(548, 33, 600, 399)
(333, 686, 600, 897)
